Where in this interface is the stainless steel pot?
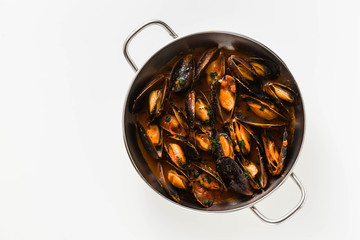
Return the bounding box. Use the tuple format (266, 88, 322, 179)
(123, 20, 306, 224)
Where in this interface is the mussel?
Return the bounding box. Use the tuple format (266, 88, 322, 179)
(195, 48, 225, 86)
(188, 162, 227, 207)
(227, 119, 267, 189)
(170, 54, 195, 93)
(263, 82, 297, 114)
(247, 57, 280, 80)
(133, 74, 168, 121)
(164, 135, 199, 169)
(211, 75, 236, 123)
(159, 102, 190, 137)
(215, 156, 253, 196)
(213, 131, 235, 159)
(262, 128, 288, 175)
(158, 163, 181, 202)
(235, 95, 286, 128)
(137, 121, 163, 159)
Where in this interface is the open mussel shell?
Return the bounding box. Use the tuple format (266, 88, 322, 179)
(158, 163, 181, 202)
(159, 101, 190, 137)
(191, 162, 227, 191)
(132, 74, 169, 121)
(238, 145, 267, 190)
(170, 54, 195, 93)
(164, 135, 199, 169)
(194, 130, 212, 152)
(227, 55, 263, 95)
(263, 82, 298, 114)
(227, 120, 267, 189)
(235, 95, 286, 128)
(262, 128, 288, 176)
(215, 156, 254, 196)
(187, 162, 227, 208)
(211, 76, 236, 124)
(136, 121, 163, 159)
(247, 57, 280, 80)
(195, 47, 218, 80)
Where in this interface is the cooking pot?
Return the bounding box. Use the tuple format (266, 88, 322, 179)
(123, 20, 306, 224)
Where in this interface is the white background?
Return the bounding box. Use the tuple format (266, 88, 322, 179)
(0, 0, 359, 239)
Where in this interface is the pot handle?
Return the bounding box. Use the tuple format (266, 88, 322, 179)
(250, 173, 306, 224)
(123, 20, 178, 72)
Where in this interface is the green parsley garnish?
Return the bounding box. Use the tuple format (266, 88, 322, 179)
(210, 139, 218, 151)
(259, 105, 265, 111)
(210, 72, 217, 80)
(264, 96, 270, 100)
(196, 99, 201, 103)
(244, 169, 250, 178)
(178, 77, 186, 87)
(239, 139, 245, 149)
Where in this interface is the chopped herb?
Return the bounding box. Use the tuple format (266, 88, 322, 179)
(194, 170, 200, 178)
(205, 175, 212, 183)
(264, 96, 270, 100)
(213, 78, 219, 87)
(210, 139, 218, 151)
(259, 105, 265, 111)
(165, 116, 171, 122)
(210, 72, 217, 80)
(178, 77, 186, 87)
(207, 109, 213, 117)
(196, 99, 201, 103)
(244, 169, 250, 178)
(239, 139, 245, 149)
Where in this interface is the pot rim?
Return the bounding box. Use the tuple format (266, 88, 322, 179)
(122, 30, 306, 213)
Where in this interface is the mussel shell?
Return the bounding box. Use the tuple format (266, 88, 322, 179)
(185, 89, 195, 128)
(195, 89, 214, 126)
(170, 102, 190, 136)
(213, 131, 234, 159)
(215, 156, 254, 196)
(247, 57, 280, 80)
(164, 135, 200, 169)
(227, 55, 263, 96)
(235, 95, 286, 128)
(263, 82, 297, 114)
(137, 121, 163, 159)
(170, 54, 195, 93)
(195, 47, 218, 80)
(191, 162, 227, 191)
(158, 163, 180, 202)
(238, 145, 267, 190)
(262, 128, 288, 175)
(132, 74, 168, 121)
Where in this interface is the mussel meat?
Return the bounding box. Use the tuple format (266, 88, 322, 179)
(137, 121, 163, 159)
(262, 128, 288, 175)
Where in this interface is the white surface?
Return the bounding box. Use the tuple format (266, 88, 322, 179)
(0, 0, 359, 239)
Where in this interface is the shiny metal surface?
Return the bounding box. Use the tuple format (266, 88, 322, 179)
(122, 20, 306, 222)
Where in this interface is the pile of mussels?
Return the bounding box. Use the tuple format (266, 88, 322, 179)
(133, 47, 297, 207)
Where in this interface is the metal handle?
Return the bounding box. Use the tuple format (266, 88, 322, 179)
(250, 173, 306, 224)
(123, 20, 178, 72)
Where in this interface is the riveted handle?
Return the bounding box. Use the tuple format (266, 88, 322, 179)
(123, 20, 178, 72)
(250, 173, 306, 224)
